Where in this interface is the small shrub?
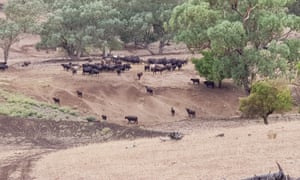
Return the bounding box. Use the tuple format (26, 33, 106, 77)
(240, 80, 292, 124)
(0, 89, 79, 120)
(86, 116, 97, 122)
(101, 127, 111, 135)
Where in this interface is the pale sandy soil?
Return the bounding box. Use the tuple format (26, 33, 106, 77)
(32, 120, 300, 180)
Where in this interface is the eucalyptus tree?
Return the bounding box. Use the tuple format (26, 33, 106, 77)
(169, 0, 300, 92)
(38, 0, 122, 59)
(0, 0, 44, 63)
(0, 20, 20, 64)
(116, 0, 183, 54)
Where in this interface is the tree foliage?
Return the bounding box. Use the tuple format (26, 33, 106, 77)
(239, 81, 292, 124)
(288, 0, 300, 16)
(192, 51, 230, 87)
(38, 0, 122, 59)
(4, 0, 44, 33)
(168, 0, 300, 92)
(115, 0, 183, 54)
(0, 20, 20, 63)
(0, 0, 43, 63)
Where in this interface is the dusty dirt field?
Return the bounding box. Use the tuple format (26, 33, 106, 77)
(32, 120, 300, 180)
(0, 32, 300, 180)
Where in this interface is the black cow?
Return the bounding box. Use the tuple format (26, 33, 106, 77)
(177, 63, 183, 70)
(144, 65, 150, 72)
(101, 115, 107, 120)
(171, 107, 175, 116)
(190, 78, 200, 85)
(123, 63, 131, 70)
(204, 81, 215, 88)
(125, 116, 138, 124)
(0, 63, 8, 71)
(116, 68, 122, 75)
(61, 63, 72, 71)
(76, 90, 83, 98)
(71, 67, 77, 75)
(145, 86, 153, 95)
(151, 65, 164, 74)
(137, 72, 143, 80)
(53, 97, 60, 105)
(82, 65, 92, 75)
(21, 61, 31, 67)
(186, 108, 196, 118)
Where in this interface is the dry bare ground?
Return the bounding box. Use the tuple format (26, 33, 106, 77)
(32, 120, 300, 180)
(0, 31, 300, 179)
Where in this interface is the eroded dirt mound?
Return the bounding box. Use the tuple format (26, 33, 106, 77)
(2, 61, 246, 128)
(0, 115, 167, 180)
(0, 116, 167, 149)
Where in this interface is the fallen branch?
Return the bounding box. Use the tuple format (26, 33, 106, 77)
(168, 132, 184, 140)
(241, 162, 294, 180)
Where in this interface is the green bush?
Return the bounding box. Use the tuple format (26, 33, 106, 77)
(239, 80, 292, 124)
(0, 89, 79, 120)
(86, 116, 97, 122)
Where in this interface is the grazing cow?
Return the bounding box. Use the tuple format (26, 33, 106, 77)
(71, 67, 77, 75)
(177, 63, 182, 70)
(0, 63, 8, 71)
(101, 115, 107, 121)
(123, 63, 131, 70)
(61, 63, 72, 71)
(137, 72, 143, 80)
(190, 78, 200, 85)
(53, 97, 60, 105)
(82, 65, 92, 75)
(145, 86, 153, 95)
(21, 61, 31, 67)
(204, 81, 215, 88)
(144, 65, 150, 72)
(125, 116, 138, 124)
(116, 68, 121, 75)
(186, 108, 196, 118)
(151, 65, 164, 74)
(76, 90, 83, 98)
(171, 107, 175, 116)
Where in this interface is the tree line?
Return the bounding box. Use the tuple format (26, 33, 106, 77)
(0, 0, 298, 87)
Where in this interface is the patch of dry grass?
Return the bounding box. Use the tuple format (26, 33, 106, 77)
(0, 89, 79, 121)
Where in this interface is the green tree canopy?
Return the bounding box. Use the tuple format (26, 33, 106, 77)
(38, 0, 122, 59)
(0, 20, 20, 63)
(116, 0, 183, 54)
(192, 51, 231, 88)
(0, 0, 43, 63)
(239, 80, 292, 124)
(168, 0, 300, 92)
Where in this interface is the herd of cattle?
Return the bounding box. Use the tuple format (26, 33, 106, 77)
(1, 54, 217, 125)
(57, 55, 203, 124)
(54, 54, 216, 125)
(60, 55, 189, 76)
(52, 88, 198, 124)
